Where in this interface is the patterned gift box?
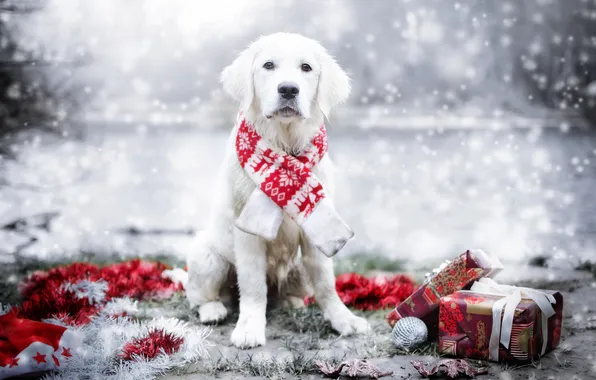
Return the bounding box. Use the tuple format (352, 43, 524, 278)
(386, 249, 503, 337)
(438, 279, 563, 363)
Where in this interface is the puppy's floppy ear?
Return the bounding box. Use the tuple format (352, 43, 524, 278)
(316, 49, 351, 118)
(220, 42, 257, 112)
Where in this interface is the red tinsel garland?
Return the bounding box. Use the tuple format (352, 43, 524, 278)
(306, 273, 417, 311)
(16, 259, 183, 325)
(16, 259, 417, 324)
(3, 258, 418, 374)
(1, 259, 188, 373)
(4, 258, 419, 374)
(120, 328, 184, 361)
(17, 286, 100, 325)
(21, 260, 182, 301)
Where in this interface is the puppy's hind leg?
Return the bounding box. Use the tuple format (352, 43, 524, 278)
(186, 233, 230, 324)
(278, 265, 312, 309)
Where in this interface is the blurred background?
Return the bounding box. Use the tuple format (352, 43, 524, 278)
(1, 0, 596, 273)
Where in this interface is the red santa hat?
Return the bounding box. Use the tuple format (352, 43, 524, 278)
(0, 310, 83, 379)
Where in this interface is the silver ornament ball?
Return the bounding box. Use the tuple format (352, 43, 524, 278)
(391, 317, 428, 351)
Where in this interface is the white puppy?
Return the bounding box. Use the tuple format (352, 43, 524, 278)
(186, 33, 370, 349)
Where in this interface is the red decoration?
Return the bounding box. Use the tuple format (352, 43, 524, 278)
(463, 296, 485, 305)
(21, 260, 182, 303)
(305, 273, 416, 311)
(61, 347, 72, 358)
(552, 326, 561, 348)
(16, 259, 183, 326)
(17, 285, 99, 325)
(438, 298, 465, 336)
(120, 328, 184, 361)
(0, 310, 68, 367)
(32, 352, 46, 364)
(0, 259, 187, 377)
(3, 258, 415, 378)
(386, 249, 503, 338)
(438, 290, 564, 363)
(236, 115, 328, 223)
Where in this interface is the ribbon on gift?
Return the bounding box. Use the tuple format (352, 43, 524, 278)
(469, 278, 557, 362)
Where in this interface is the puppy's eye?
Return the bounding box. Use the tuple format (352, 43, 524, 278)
(301, 63, 312, 72)
(263, 61, 275, 70)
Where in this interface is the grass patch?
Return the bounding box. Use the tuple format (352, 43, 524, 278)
(334, 253, 405, 275)
(391, 341, 439, 357)
(270, 307, 336, 339)
(0, 271, 20, 306)
(210, 351, 341, 379)
(281, 334, 323, 351)
(360, 308, 393, 320)
(135, 291, 196, 321)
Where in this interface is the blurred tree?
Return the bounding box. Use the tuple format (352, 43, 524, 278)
(503, 0, 596, 123)
(0, 0, 85, 155)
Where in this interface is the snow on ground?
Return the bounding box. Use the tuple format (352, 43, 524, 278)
(1, 120, 595, 272)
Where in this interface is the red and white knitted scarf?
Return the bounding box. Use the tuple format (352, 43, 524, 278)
(236, 117, 327, 224)
(234, 114, 353, 257)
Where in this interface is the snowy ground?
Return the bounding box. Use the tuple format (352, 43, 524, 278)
(156, 267, 596, 380)
(2, 257, 594, 379)
(1, 122, 596, 273)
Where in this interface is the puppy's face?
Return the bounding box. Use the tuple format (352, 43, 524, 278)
(221, 33, 350, 123)
(253, 43, 319, 121)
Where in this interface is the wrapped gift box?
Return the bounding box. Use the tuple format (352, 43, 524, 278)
(438, 279, 563, 363)
(387, 249, 503, 337)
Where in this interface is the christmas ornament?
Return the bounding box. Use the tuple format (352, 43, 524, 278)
(391, 316, 428, 350)
(387, 249, 503, 336)
(234, 112, 353, 257)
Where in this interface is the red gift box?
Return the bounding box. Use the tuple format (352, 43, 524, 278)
(386, 249, 503, 337)
(438, 278, 563, 363)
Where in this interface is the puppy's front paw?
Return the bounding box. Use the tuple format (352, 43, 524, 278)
(199, 301, 228, 324)
(230, 315, 266, 349)
(330, 312, 371, 336)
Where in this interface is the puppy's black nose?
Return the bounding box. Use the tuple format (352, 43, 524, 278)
(277, 82, 299, 100)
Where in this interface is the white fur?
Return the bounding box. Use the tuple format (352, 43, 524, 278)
(186, 33, 369, 349)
